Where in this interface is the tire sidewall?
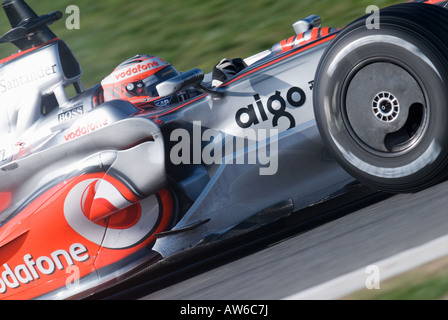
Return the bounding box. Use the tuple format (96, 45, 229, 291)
(315, 23, 448, 191)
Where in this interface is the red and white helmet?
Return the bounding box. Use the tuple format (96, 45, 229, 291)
(101, 55, 179, 108)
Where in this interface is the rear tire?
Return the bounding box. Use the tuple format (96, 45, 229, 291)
(313, 3, 448, 193)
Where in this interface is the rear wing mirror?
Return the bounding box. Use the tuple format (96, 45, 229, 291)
(156, 68, 224, 98)
(156, 68, 204, 97)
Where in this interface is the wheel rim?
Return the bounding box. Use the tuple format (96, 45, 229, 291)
(342, 60, 428, 155)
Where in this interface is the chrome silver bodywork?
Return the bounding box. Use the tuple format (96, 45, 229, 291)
(152, 43, 354, 256)
(0, 0, 358, 299)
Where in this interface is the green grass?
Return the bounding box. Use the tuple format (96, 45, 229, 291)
(344, 257, 448, 300)
(0, 0, 401, 87)
(352, 273, 448, 300)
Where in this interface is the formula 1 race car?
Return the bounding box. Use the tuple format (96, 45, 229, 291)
(1, 0, 448, 299)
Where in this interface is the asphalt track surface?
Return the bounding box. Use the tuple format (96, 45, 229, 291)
(95, 179, 448, 300)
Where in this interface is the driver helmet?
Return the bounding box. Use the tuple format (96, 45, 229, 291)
(101, 55, 179, 108)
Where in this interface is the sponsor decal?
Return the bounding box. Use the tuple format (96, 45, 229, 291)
(154, 96, 172, 107)
(0, 64, 57, 94)
(58, 105, 84, 122)
(235, 86, 306, 129)
(0, 243, 89, 294)
(102, 57, 169, 85)
(64, 118, 108, 141)
(12, 141, 30, 161)
(64, 178, 162, 249)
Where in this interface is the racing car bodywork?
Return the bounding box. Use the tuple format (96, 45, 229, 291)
(1, 0, 448, 299)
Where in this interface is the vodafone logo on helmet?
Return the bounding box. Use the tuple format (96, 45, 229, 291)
(102, 56, 169, 85)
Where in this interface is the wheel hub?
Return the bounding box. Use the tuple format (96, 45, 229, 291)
(344, 61, 426, 153)
(372, 91, 399, 122)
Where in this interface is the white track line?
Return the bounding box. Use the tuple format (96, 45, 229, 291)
(284, 234, 448, 300)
